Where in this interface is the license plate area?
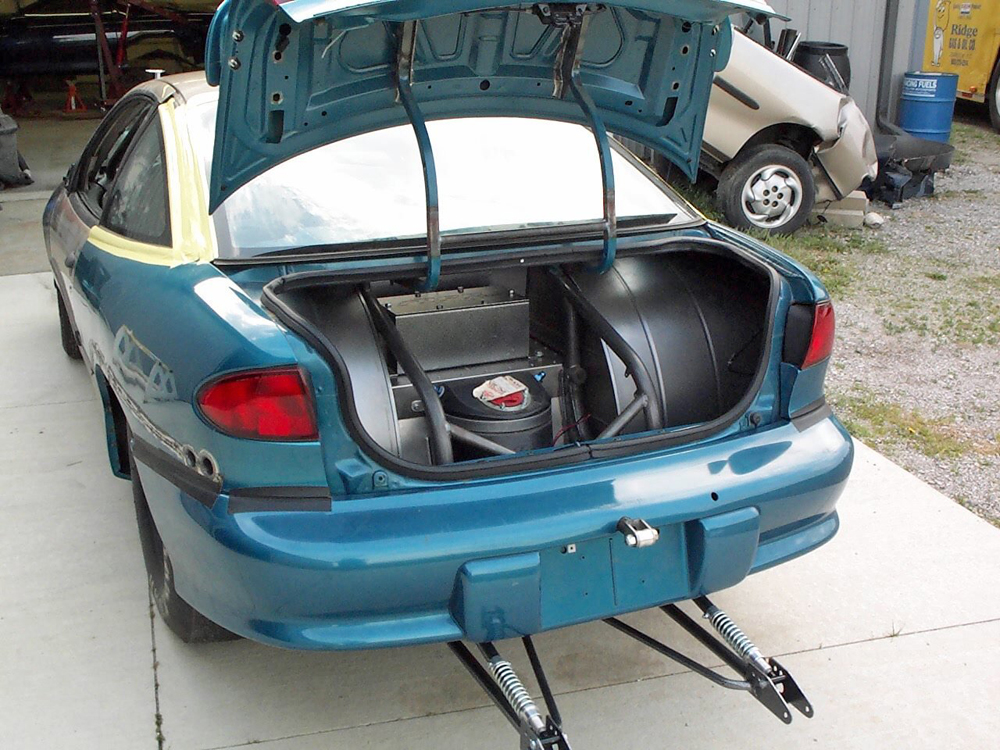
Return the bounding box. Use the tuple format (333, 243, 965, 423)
(539, 524, 690, 627)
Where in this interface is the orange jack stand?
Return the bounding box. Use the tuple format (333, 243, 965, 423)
(64, 81, 88, 114)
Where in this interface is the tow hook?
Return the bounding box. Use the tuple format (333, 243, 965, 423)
(617, 517, 660, 548)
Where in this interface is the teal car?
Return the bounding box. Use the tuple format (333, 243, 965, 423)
(45, 0, 849, 743)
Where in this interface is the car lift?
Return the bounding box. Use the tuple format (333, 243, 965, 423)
(449, 596, 812, 749)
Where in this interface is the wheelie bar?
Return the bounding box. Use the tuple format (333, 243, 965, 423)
(610, 596, 813, 724)
(449, 638, 571, 750)
(448, 596, 810, 748)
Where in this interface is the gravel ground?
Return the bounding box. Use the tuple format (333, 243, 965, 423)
(824, 107, 1000, 525)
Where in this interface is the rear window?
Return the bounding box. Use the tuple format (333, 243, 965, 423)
(187, 105, 696, 259)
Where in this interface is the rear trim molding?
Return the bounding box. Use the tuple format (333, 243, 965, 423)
(790, 398, 831, 431)
(713, 76, 760, 111)
(132, 435, 220, 508)
(228, 487, 333, 514)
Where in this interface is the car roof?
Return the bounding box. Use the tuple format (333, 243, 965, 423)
(133, 71, 217, 106)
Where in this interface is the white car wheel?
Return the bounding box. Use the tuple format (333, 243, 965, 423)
(717, 144, 816, 235)
(741, 165, 805, 230)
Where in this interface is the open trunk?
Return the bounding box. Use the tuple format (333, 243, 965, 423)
(266, 240, 776, 474)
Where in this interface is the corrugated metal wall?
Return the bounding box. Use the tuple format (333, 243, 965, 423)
(759, 1, 926, 126)
(760, 0, 889, 123)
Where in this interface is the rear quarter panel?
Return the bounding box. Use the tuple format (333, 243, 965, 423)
(68, 238, 328, 490)
(704, 31, 842, 160)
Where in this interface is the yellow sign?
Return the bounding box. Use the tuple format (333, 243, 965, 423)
(924, 1, 1000, 102)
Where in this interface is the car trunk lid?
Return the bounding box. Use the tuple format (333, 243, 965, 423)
(204, 0, 778, 212)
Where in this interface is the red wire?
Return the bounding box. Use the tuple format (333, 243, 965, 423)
(552, 414, 590, 446)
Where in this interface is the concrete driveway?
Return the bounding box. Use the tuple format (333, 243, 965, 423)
(1, 271, 999, 750)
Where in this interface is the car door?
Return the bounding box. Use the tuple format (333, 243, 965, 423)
(46, 95, 158, 360)
(70, 104, 173, 364)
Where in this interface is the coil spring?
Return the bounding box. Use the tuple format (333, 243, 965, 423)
(706, 607, 770, 672)
(489, 658, 546, 733)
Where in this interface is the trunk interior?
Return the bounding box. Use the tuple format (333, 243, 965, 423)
(273, 244, 774, 470)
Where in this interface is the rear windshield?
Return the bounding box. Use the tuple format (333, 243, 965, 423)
(187, 104, 697, 259)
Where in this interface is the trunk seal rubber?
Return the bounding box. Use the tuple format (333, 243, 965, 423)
(261, 235, 781, 483)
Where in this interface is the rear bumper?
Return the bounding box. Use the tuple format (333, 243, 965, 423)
(136, 414, 852, 650)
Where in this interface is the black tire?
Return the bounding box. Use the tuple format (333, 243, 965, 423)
(55, 283, 82, 360)
(988, 55, 1000, 133)
(716, 144, 816, 235)
(129, 446, 240, 643)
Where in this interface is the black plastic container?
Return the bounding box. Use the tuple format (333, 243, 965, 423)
(793, 41, 852, 93)
(442, 376, 553, 457)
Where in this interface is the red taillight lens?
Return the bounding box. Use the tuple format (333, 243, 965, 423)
(197, 367, 318, 441)
(802, 301, 835, 369)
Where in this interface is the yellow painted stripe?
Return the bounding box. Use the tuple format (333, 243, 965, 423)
(88, 224, 179, 264)
(160, 100, 217, 263)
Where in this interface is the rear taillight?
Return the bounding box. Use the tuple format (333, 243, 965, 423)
(783, 301, 835, 370)
(197, 367, 318, 441)
(802, 302, 835, 368)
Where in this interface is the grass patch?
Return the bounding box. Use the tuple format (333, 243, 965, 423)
(966, 273, 1000, 292)
(951, 120, 1000, 149)
(883, 295, 1000, 345)
(753, 225, 886, 298)
(878, 269, 1000, 345)
(670, 180, 725, 223)
(830, 386, 973, 459)
(931, 188, 984, 200)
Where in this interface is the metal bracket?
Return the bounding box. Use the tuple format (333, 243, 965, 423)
(617, 517, 660, 548)
(448, 596, 809, 746)
(539, 4, 616, 274)
(394, 20, 441, 292)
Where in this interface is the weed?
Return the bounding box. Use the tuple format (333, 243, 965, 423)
(925, 271, 948, 281)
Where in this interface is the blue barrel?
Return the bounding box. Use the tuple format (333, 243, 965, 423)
(899, 72, 959, 142)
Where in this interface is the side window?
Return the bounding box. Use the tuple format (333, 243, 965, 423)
(102, 115, 171, 247)
(77, 99, 151, 214)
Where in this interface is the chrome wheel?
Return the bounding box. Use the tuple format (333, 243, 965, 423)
(741, 166, 804, 229)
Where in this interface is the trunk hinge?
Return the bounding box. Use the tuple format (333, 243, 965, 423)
(537, 3, 616, 274)
(394, 20, 441, 292)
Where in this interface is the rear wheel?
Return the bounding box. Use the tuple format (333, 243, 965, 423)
(55, 283, 82, 360)
(988, 55, 1000, 133)
(129, 444, 239, 643)
(717, 144, 815, 235)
